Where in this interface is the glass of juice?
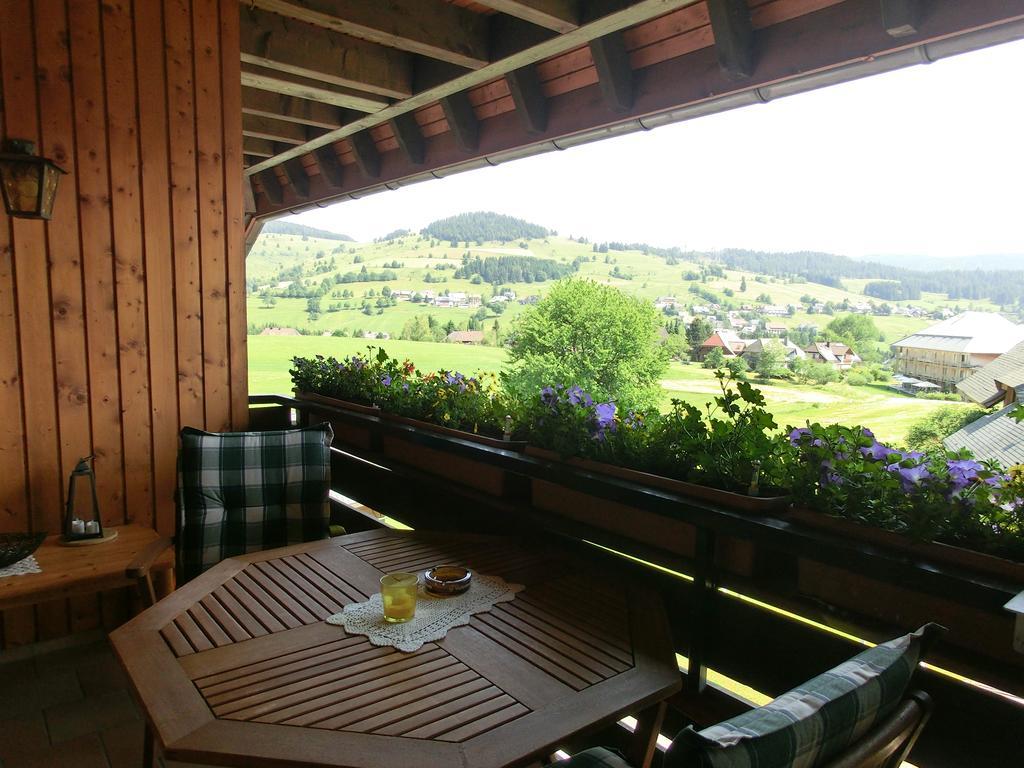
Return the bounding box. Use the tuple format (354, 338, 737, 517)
(380, 572, 418, 623)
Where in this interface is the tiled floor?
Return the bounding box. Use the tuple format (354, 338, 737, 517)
(0, 632, 145, 768)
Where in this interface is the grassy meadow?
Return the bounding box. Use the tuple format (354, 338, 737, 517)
(250, 337, 967, 446)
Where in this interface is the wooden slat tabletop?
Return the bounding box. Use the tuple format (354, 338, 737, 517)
(110, 529, 681, 768)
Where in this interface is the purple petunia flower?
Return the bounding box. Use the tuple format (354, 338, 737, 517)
(566, 385, 593, 408)
(540, 386, 557, 407)
(594, 402, 617, 428)
(861, 441, 898, 462)
(896, 464, 932, 492)
(946, 459, 983, 489)
(788, 427, 809, 446)
(381, 375, 392, 387)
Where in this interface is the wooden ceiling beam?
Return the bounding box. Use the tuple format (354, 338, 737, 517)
(242, 114, 314, 145)
(257, 169, 284, 204)
(390, 113, 426, 165)
(241, 64, 389, 113)
(246, 0, 704, 176)
(707, 0, 756, 79)
(505, 64, 548, 133)
(589, 33, 633, 112)
(882, 0, 922, 37)
(240, 6, 412, 99)
(241, 88, 347, 130)
(314, 145, 345, 187)
(283, 157, 311, 198)
(243, 137, 277, 157)
(249, 0, 491, 70)
(441, 92, 480, 153)
(472, 0, 579, 33)
(349, 131, 381, 179)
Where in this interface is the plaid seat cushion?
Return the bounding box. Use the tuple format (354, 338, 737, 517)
(556, 747, 634, 768)
(178, 423, 333, 581)
(666, 624, 943, 768)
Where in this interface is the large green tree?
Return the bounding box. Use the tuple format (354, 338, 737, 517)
(825, 313, 882, 354)
(685, 317, 713, 360)
(503, 279, 668, 409)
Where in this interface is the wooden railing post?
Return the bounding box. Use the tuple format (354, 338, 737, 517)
(688, 527, 717, 694)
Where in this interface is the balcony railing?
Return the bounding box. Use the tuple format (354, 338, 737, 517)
(250, 394, 1024, 767)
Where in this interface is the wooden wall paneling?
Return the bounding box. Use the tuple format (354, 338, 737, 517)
(33, 0, 92, 529)
(135, 0, 180, 537)
(220, 0, 249, 431)
(0, 60, 29, 534)
(0, 3, 63, 535)
(68, 0, 126, 527)
(165, 0, 206, 430)
(103, 0, 154, 527)
(193, 0, 231, 432)
(0, 2, 51, 646)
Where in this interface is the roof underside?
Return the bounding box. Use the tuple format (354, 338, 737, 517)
(240, 0, 1024, 220)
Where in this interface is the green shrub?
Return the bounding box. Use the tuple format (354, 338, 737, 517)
(905, 405, 987, 452)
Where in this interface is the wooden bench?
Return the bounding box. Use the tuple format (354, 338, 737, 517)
(0, 524, 174, 614)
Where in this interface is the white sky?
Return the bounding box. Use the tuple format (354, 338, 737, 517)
(289, 37, 1024, 259)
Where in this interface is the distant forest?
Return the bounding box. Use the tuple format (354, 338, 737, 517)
(709, 248, 1024, 306)
(454, 255, 576, 284)
(263, 221, 354, 241)
(422, 212, 550, 243)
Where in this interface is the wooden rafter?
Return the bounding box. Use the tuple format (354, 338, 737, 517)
(882, 0, 922, 37)
(283, 157, 311, 198)
(243, 137, 276, 157)
(241, 64, 389, 112)
(390, 113, 426, 165)
(245, 0, 705, 176)
(242, 114, 313, 145)
(240, 7, 412, 99)
(241, 88, 346, 129)
(505, 64, 548, 133)
(590, 33, 633, 112)
(707, 0, 755, 79)
(257, 169, 284, 204)
(314, 145, 345, 187)
(349, 131, 381, 179)
(472, 0, 580, 33)
(248, 0, 491, 70)
(441, 92, 480, 152)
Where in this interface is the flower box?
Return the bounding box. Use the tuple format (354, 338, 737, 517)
(293, 391, 379, 451)
(526, 448, 758, 577)
(380, 414, 526, 497)
(789, 507, 1024, 583)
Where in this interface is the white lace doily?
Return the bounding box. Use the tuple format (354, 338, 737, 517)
(0, 555, 41, 579)
(327, 572, 523, 652)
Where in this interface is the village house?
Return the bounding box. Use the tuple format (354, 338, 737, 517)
(805, 341, 861, 370)
(764, 323, 788, 336)
(655, 296, 679, 310)
(891, 312, 1024, 390)
(742, 338, 806, 365)
(759, 305, 790, 317)
(698, 330, 747, 359)
(446, 330, 485, 345)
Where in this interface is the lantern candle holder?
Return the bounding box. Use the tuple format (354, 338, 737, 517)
(0, 139, 67, 220)
(63, 456, 105, 543)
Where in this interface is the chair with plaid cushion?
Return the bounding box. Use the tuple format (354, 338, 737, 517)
(129, 423, 338, 602)
(557, 624, 942, 768)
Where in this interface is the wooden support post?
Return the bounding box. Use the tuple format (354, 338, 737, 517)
(505, 64, 548, 134)
(440, 91, 480, 152)
(314, 145, 345, 187)
(687, 527, 716, 694)
(390, 113, 426, 165)
(589, 32, 633, 112)
(882, 0, 922, 37)
(349, 130, 381, 178)
(283, 157, 310, 198)
(626, 701, 667, 768)
(707, 0, 755, 79)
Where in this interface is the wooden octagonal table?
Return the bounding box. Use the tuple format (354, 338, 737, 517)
(111, 529, 681, 768)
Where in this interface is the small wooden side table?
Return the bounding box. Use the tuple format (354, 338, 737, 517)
(0, 524, 174, 612)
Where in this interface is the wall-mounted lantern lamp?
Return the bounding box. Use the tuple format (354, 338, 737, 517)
(0, 139, 67, 220)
